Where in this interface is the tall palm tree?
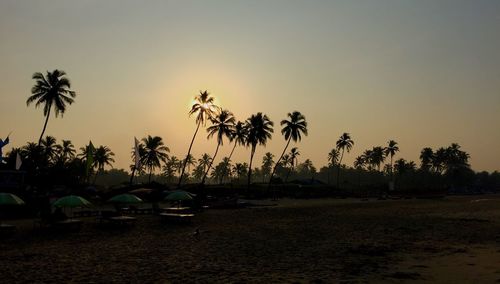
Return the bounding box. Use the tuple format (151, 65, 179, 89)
(327, 148, 340, 185)
(384, 140, 399, 182)
(245, 113, 274, 189)
(27, 70, 76, 145)
(335, 133, 354, 188)
(202, 109, 235, 184)
(285, 147, 300, 182)
(141, 135, 170, 183)
(178, 90, 218, 186)
(269, 111, 307, 186)
(93, 145, 115, 184)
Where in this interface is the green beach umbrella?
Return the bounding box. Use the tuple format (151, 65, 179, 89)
(53, 195, 92, 208)
(164, 190, 194, 201)
(108, 193, 143, 204)
(0, 193, 25, 206)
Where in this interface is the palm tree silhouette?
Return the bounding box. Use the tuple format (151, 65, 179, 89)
(269, 111, 307, 186)
(198, 153, 212, 173)
(335, 133, 354, 188)
(41, 135, 58, 165)
(245, 113, 274, 189)
(370, 146, 386, 171)
(262, 152, 275, 182)
(56, 139, 76, 164)
(285, 147, 300, 182)
(130, 142, 146, 185)
(384, 140, 399, 184)
(419, 147, 434, 172)
(141, 135, 170, 183)
(202, 109, 235, 185)
(178, 90, 218, 187)
(221, 121, 247, 183)
(27, 70, 76, 145)
(327, 148, 340, 185)
(93, 145, 115, 184)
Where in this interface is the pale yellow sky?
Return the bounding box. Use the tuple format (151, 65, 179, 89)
(1, 0, 499, 172)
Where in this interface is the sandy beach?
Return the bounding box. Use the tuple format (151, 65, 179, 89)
(2, 196, 500, 283)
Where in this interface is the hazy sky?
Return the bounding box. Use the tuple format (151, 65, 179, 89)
(1, 0, 499, 172)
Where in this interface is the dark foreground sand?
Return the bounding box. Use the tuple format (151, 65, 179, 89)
(2, 196, 500, 283)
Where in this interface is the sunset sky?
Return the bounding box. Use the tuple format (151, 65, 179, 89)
(1, 0, 499, 172)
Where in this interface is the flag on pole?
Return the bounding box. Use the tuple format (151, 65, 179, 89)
(15, 152, 22, 170)
(134, 137, 141, 169)
(85, 141, 95, 176)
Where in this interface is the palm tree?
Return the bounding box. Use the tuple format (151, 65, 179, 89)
(370, 146, 386, 171)
(261, 152, 275, 182)
(384, 140, 399, 183)
(185, 154, 196, 173)
(202, 109, 235, 184)
(56, 139, 76, 163)
(285, 147, 300, 182)
(269, 111, 307, 186)
(27, 70, 76, 145)
(93, 145, 115, 184)
(419, 147, 434, 171)
(222, 121, 247, 183)
(353, 155, 365, 170)
(198, 153, 212, 173)
(41, 135, 58, 165)
(245, 113, 274, 189)
(178, 90, 218, 186)
(130, 142, 146, 185)
(327, 148, 340, 184)
(141, 135, 170, 183)
(335, 133, 354, 188)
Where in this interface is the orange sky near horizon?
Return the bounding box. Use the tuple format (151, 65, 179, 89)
(1, 0, 499, 173)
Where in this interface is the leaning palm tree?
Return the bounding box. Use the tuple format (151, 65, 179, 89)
(245, 113, 274, 189)
(202, 109, 235, 184)
(93, 145, 115, 184)
(327, 148, 340, 185)
(27, 70, 76, 145)
(335, 133, 354, 188)
(141, 135, 170, 183)
(384, 140, 399, 182)
(269, 111, 307, 186)
(178, 90, 218, 186)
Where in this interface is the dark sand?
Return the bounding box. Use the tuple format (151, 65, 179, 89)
(2, 196, 500, 283)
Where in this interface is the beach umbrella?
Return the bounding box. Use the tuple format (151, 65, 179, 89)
(53, 195, 92, 208)
(108, 193, 143, 204)
(0, 193, 25, 206)
(164, 190, 194, 201)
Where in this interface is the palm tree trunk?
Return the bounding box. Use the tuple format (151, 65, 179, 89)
(201, 142, 220, 185)
(178, 121, 201, 187)
(337, 148, 345, 188)
(247, 145, 256, 190)
(268, 137, 291, 187)
(38, 107, 51, 145)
